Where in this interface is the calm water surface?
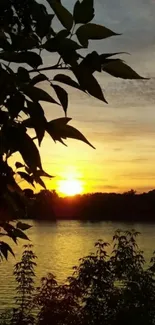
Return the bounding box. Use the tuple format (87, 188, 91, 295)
(1, 220, 155, 311)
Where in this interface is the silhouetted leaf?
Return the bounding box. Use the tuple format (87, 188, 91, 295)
(61, 124, 95, 149)
(102, 60, 145, 79)
(4, 125, 42, 170)
(47, 117, 95, 148)
(59, 49, 81, 66)
(0, 242, 15, 260)
(0, 52, 42, 68)
(52, 85, 68, 115)
(43, 29, 70, 52)
(11, 33, 39, 51)
(34, 176, 46, 189)
(80, 51, 102, 73)
(56, 29, 70, 40)
(47, 0, 73, 30)
(17, 67, 30, 83)
(24, 166, 32, 175)
(47, 117, 71, 142)
(36, 14, 54, 38)
(26, 101, 46, 146)
(73, 66, 108, 103)
(0, 38, 11, 51)
(6, 92, 25, 118)
(43, 38, 58, 52)
(48, 117, 71, 127)
(73, 0, 94, 24)
(54, 74, 85, 92)
(14, 229, 29, 241)
(18, 171, 34, 187)
(22, 118, 33, 128)
(30, 74, 48, 86)
(61, 38, 82, 50)
(57, 41, 82, 66)
(76, 23, 119, 47)
(16, 222, 32, 231)
(15, 162, 25, 169)
(44, 37, 81, 52)
(100, 52, 128, 62)
(0, 111, 8, 124)
(34, 170, 54, 178)
(23, 86, 59, 104)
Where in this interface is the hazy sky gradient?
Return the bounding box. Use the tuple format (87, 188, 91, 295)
(15, 0, 155, 193)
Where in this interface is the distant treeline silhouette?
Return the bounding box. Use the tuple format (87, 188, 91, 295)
(19, 189, 155, 222)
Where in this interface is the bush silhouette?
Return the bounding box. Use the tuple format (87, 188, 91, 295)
(1, 230, 155, 325)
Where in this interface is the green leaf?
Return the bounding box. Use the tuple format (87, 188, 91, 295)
(14, 229, 29, 241)
(23, 86, 59, 104)
(0, 241, 15, 260)
(0, 52, 42, 68)
(18, 171, 34, 187)
(73, 66, 108, 103)
(47, 0, 73, 30)
(52, 84, 68, 115)
(15, 162, 25, 169)
(54, 74, 85, 92)
(102, 60, 145, 79)
(73, 0, 94, 24)
(16, 222, 32, 231)
(76, 23, 119, 47)
(29, 74, 48, 86)
(47, 117, 95, 148)
(17, 67, 30, 83)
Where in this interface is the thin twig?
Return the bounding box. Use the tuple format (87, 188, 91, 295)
(29, 65, 70, 73)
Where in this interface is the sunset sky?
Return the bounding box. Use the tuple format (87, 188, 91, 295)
(11, 0, 155, 194)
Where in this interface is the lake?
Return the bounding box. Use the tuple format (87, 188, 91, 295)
(1, 220, 155, 312)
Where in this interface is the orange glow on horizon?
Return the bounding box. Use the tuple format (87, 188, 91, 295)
(56, 167, 84, 196)
(57, 167, 84, 196)
(58, 178, 83, 196)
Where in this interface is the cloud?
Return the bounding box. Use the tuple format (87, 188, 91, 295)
(113, 147, 124, 152)
(94, 0, 155, 51)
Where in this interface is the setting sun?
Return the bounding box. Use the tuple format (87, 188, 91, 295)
(58, 178, 83, 196)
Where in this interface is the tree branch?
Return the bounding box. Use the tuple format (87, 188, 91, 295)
(29, 65, 70, 73)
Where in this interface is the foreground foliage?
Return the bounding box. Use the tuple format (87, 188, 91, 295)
(0, 0, 144, 257)
(1, 230, 155, 325)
